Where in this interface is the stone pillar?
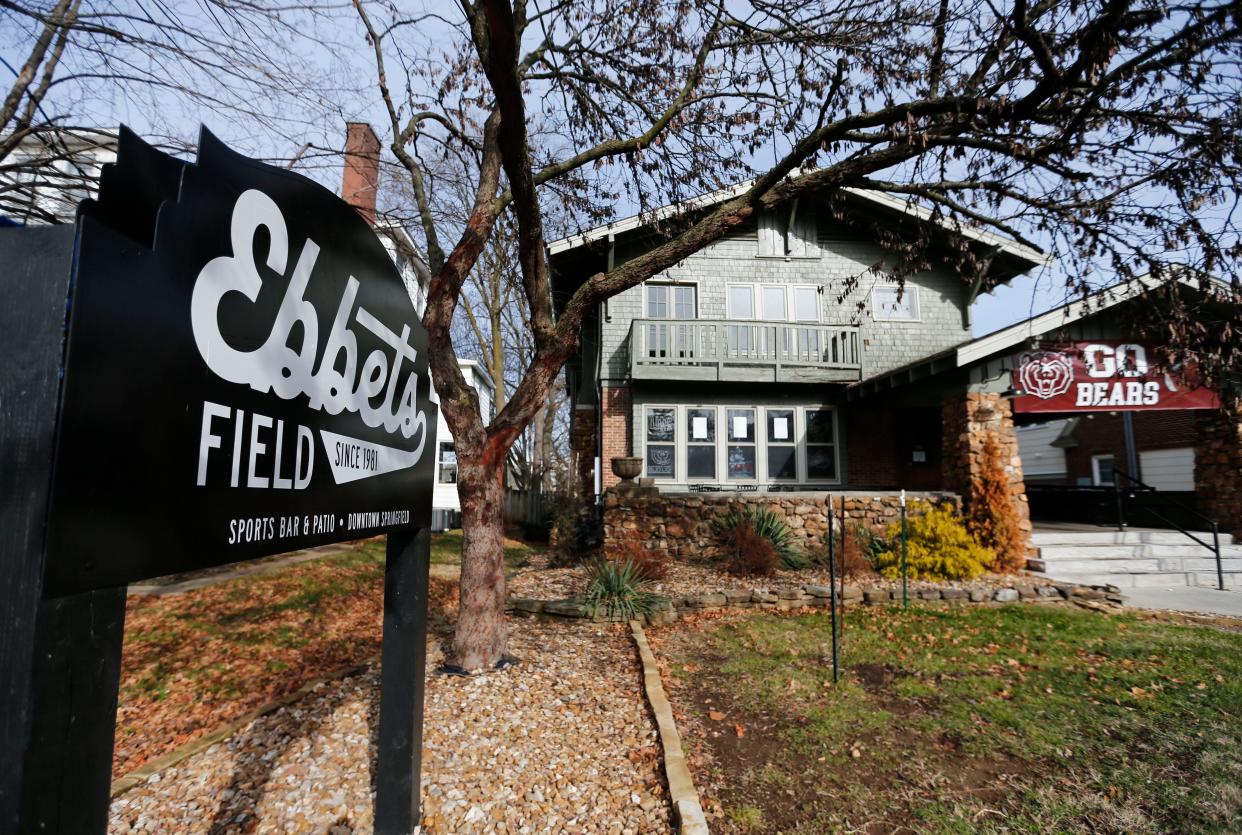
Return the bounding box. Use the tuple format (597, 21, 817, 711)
(1195, 403, 1242, 538)
(600, 385, 632, 490)
(941, 392, 1032, 546)
(570, 406, 598, 503)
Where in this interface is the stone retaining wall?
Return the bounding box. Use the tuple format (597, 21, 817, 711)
(508, 580, 1125, 625)
(602, 490, 960, 562)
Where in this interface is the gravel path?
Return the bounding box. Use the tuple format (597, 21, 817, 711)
(109, 620, 671, 834)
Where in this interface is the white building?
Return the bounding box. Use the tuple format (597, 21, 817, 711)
(0, 128, 116, 224)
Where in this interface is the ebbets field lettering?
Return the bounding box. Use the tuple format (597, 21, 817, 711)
(191, 189, 428, 491)
(40, 127, 438, 595)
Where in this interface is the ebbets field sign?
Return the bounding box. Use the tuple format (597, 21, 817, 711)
(43, 127, 436, 594)
(1, 126, 435, 834)
(1013, 341, 1219, 413)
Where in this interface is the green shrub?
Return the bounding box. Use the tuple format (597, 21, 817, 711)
(714, 505, 806, 569)
(875, 502, 993, 581)
(721, 519, 780, 577)
(583, 557, 662, 620)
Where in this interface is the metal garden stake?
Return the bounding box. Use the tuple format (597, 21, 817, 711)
(827, 501, 839, 684)
(900, 489, 909, 609)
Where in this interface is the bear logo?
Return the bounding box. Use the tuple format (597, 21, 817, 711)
(1017, 350, 1074, 400)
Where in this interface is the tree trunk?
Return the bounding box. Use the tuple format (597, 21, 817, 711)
(452, 458, 508, 670)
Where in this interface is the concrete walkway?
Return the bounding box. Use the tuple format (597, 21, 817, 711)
(1123, 585, 1242, 619)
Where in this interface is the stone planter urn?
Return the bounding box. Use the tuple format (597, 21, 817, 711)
(611, 456, 643, 483)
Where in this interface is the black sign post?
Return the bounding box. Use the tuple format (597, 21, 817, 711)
(0, 127, 437, 833)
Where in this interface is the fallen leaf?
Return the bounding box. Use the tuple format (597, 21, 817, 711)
(708, 710, 726, 721)
(733, 724, 746, 738)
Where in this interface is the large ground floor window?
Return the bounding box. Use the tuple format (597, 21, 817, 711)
(641, 404, 839, 484)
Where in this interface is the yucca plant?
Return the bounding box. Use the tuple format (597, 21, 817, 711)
(583, 557, 662, 621)
(714, 505, 806, 569)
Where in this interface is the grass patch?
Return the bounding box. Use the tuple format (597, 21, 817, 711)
(428, 529, 540, 572)
(116, 539, 460, 780)
(663, 604, 1242, 833)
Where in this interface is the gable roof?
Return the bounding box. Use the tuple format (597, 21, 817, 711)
(848, 271, 1231, 399)
(547, 173, 1050, 271)
(955, 272, 1227, 366)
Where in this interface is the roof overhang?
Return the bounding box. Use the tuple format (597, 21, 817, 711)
(548, 173, 1050, 271)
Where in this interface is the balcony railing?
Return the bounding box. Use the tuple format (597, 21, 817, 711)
(629, 318, 862, 383)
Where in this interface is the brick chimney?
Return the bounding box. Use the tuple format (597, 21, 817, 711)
(342, 122, 379, 225)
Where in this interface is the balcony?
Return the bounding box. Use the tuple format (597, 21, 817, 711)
(629, 319, 862, 383)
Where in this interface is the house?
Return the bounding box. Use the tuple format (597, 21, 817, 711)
(550, 181, 1241, 589)
(549, 181, 1048, 498)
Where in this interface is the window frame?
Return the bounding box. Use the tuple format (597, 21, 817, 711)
(686, 406, 717, 480)
(871, 284, 922, 322)
(1092, 454, 1117, 487)
(725, 407, 758, 482)
(726, 283, 756, 320)
(791, 285, 822, 323)
(437, 442, 458, 484)
(644, 406, 678, 481)
(803, 407, 841, 483)
(760, 285, 788, 321)
(645, 281, 698, 320)
(765, 408, 798, 481)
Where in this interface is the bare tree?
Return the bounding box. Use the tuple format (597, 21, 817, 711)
(352, 0, 1239, 670)
(0, 0, 350, 222)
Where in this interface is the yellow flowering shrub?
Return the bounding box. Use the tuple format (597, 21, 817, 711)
(875, 502, 993, 581)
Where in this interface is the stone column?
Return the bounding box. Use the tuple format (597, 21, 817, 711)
(941, 392, 1032, 546)
(570, 406, 597, 503)
(1195, 403, 1242, 538)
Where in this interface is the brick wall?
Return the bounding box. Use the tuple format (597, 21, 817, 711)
(1195, 405, 1242, 537)
(603, 490, 960, 562)
(844, 407, 899, 487)
(601, 385, 632, 489)
(941, 392, 1032, 549)
(844, 405, 943, 490)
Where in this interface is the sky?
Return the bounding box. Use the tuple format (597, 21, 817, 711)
(1, 0, 1194, 341)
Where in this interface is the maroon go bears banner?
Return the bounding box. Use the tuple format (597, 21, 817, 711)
(1013, 341, 1219, 413)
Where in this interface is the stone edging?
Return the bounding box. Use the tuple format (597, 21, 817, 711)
(509, 580, 1126, 624)
(110, 655, 380, 798)
(629, 620, 709, 835)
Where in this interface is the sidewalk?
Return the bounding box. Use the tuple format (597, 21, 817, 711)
(1124, 585, 1242, 619)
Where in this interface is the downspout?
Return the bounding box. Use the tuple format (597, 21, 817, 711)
(596, 235, 615, 500)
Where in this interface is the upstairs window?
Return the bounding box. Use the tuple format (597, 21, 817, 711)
(647, 284, 696, 319)
(873, 285, 920, 321)
(758, 202, 819, 258)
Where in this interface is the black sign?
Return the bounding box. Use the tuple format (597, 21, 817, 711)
(43, 128, 437, 594)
